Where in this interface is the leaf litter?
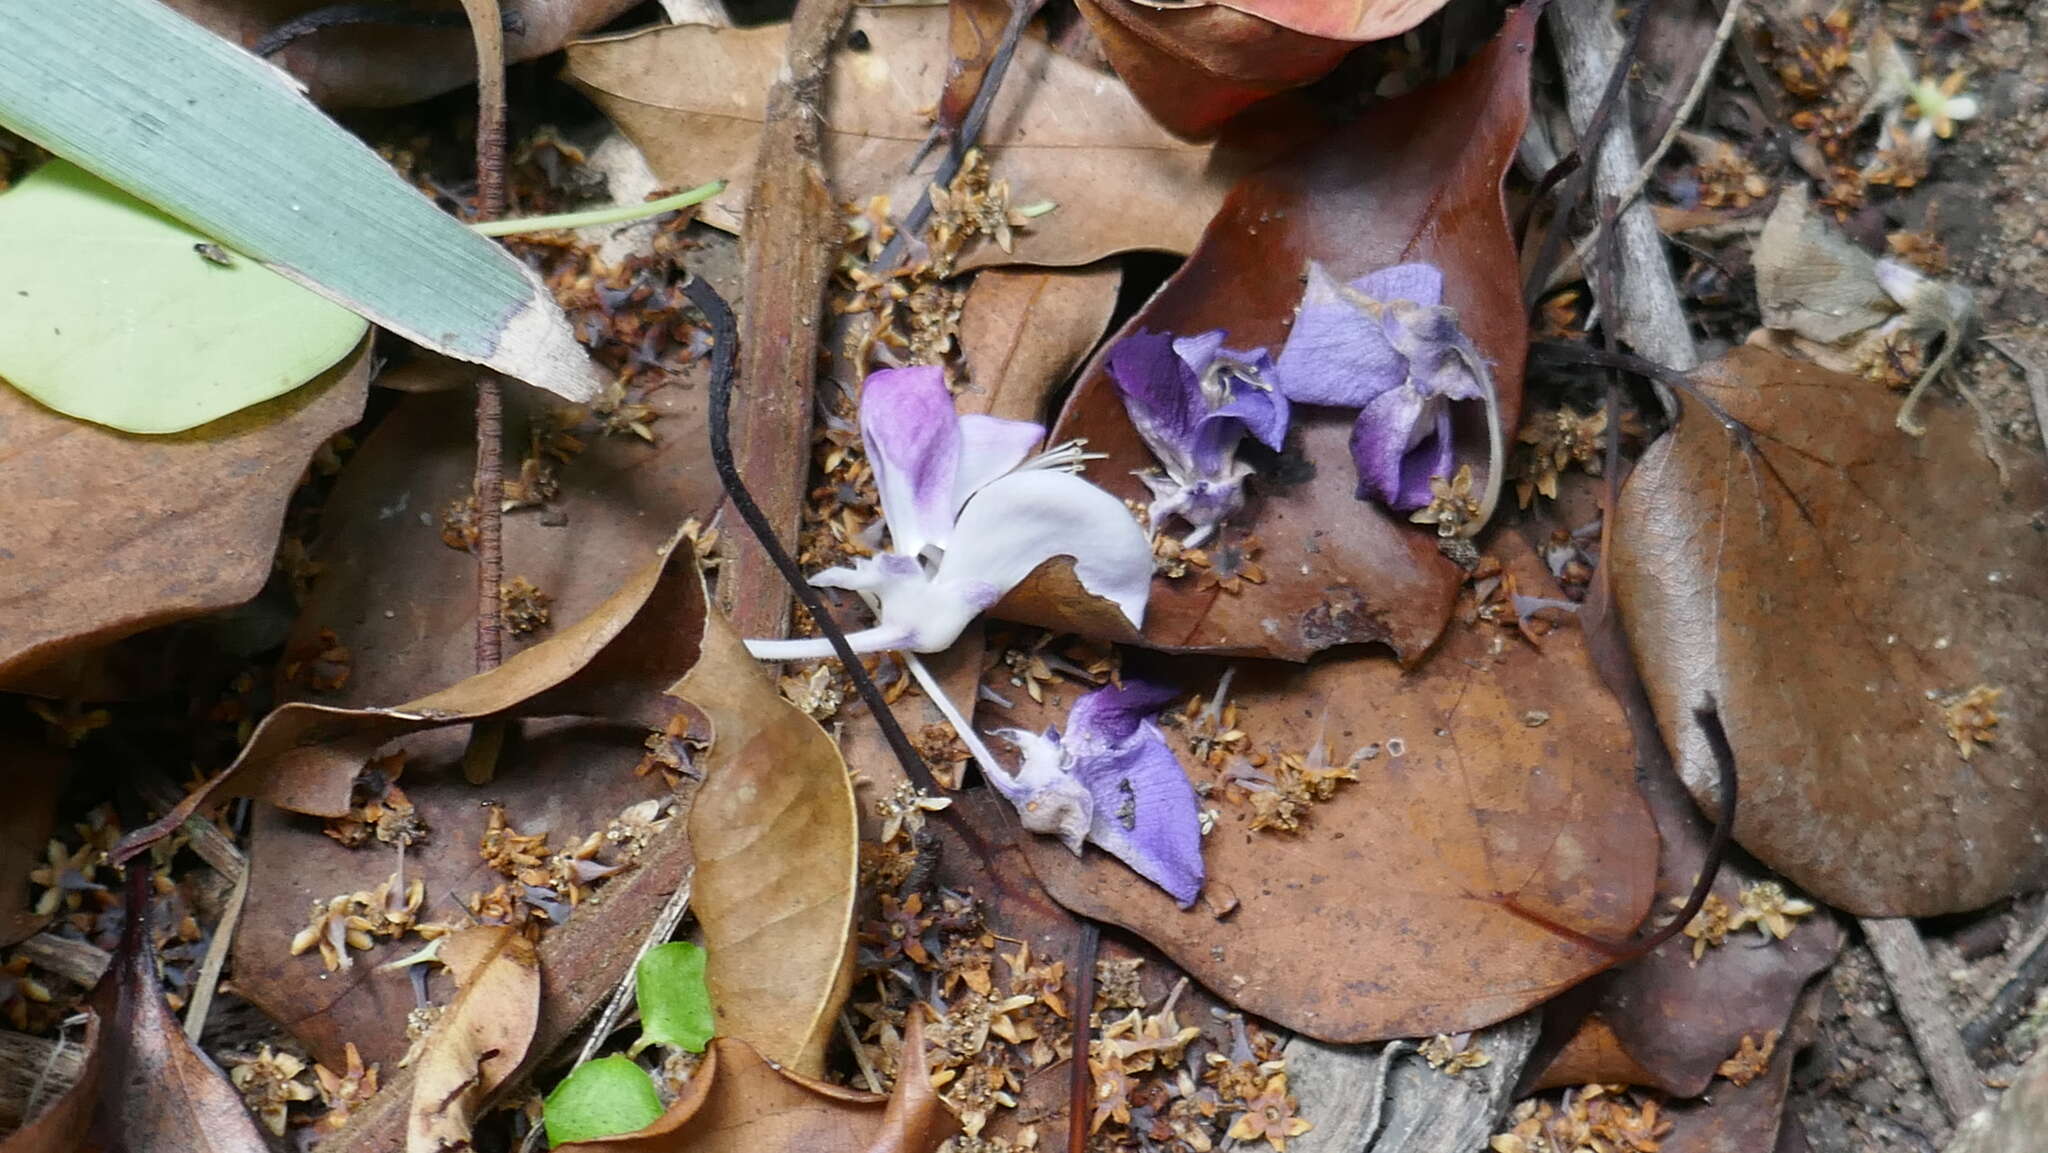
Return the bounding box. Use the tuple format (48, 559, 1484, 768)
(9, 2, 2048, 1152)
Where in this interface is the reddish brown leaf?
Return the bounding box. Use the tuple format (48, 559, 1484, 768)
(679, 601, 860, 1078)
(0, 338, 369, 688)
(1124, 0, 1449, 42)
(996, 535, 1656, 1041)
(1612, 346, 2048, 916)
(3, 870, 269, 1153)
(559, 1014, 956, 1153)
(1034, 3, 1535, 662)
(1075, 0, 1354, 139)
(1656, 984, 1822, 1153)
(406, 926, 541, 1153)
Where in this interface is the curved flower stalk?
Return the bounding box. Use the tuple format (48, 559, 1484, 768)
(1108, 330, 1290, 547)
(744, 365, 1155, 662)
(1273, 262, 1504, 535)
(991, 680, 1205, 908)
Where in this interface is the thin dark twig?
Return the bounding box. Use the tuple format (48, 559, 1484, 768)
(684, 275, 949, 802)
(254, 3, 521, 57)
(1523, 0, 1653, 307)
(1068, 921, 1100, 1152)
(1529, 340, 1748, 440)
(465, 0, 508, 672)
(872, 0, 1042, 272)
(1518, 153, 1582, 239)
(1612, 702, 1740, 961)
(1965, 929, 2048, 1055)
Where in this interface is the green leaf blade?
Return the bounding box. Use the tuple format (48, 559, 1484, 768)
(543, 1055, 664, 1146)
(633, 941, 714, 1055)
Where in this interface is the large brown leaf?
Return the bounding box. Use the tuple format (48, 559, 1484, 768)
(677, 599, 860, 1079)
(2, 870, 269, 1153)
(0, 337, 369, 687)
(1123, 0, 1448, 42)
(1032, 3, 1534, 662)
(405, 926, 541, 1153)
(957, 265, 1123, 423)
(565, 7, 1267, 270)
(1075, 0, 1354, 139)
(996, 535, 1657, 1041)
(113, 532, 706, 861)
(1612, 346, 2048, 916)
(559, 1015, 955, 1153)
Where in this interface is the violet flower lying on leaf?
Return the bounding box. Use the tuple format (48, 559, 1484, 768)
(1274, 262, 1503, 534)
(744, 365, 1154, 661)
(1108, 329, 1290, 546)
(992, 680, 1205, 908)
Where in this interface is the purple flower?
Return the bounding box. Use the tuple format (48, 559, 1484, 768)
(1108, 330, 1290, 546)
(991, 680, 1205, 908)
(1274, 262, 1498, 518)
(746, 365, 1155, 661)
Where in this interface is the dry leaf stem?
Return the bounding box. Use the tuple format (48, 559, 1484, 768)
(1068, 920, 1099, 1153)
(461, 0, 510, 673)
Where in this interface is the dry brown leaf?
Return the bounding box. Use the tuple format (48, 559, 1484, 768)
(164, 0, 641, 108)
(559, 1014, 955, 1153)
(1613, 346, 2048, 916)
(4, 870, 271, 1153)
(677, 599, 859, 1078)
(112, 533, 707, 863)
(1076, 0, 1354, 138)
(1124, 0, 1447, 41)
(0, 337, 369, 688)
(566, 7, 1272, 270)
(957, 264, 1123, 422)
(998, 535, 1658, 1041)
(405, 926, 541, 1153)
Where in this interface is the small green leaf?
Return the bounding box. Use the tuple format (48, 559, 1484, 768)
(0, 160, 367, 433)
(543, 1055, 664, 1146)
(632, 941, 714, 1056)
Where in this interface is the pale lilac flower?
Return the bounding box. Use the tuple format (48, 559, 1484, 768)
(992, 680, 1205, 908)
(1274, 262, 1502, 528)
(1108, 330, 1290, 546)
(745, 365, 1154, 661)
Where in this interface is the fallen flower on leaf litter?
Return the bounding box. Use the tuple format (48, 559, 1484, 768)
(989, 679, 1206, 908)
(744, 364, 1153, 662)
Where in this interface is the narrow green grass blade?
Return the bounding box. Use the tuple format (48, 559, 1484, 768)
(0, 0, 600, 402)
(0, 161, 368, 433)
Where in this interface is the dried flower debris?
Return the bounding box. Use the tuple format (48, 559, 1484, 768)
(1940, 683, 2002, 760)
(1671, 880, 1819, 963)
(227, 1045, 319, 1136)
(1716, 1029, 1781, 1087)
(1490, 1084, 1673, 1153)
(1418, 1031, 1492, 1075)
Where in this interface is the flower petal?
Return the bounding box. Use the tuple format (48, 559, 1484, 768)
(1109, 329, 1203, 478)
(1201, 382, 1290, 461)
(987, 729, 1092, 854)
(938, 469, 1153, 630)
(860, 365, 960, 558)
(1349, 385, 1434, 510)
(952, 414, 1044, 513)
(1073, 718, 1205, 908)
(1065, 679, 1184, 754)
(1355, 263, 1443, 307)
(1274, 263, 1404, 407)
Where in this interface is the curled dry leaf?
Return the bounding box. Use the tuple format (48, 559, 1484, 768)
(113, 532, 708, 863)
(957, 264, 1124, 422)
(566, 6, 1272, 270)
(1026, 3, 1535, 662)
(1612, 346, 2048, 916)
(678, 600, 860, 1078)
(999, 535, 1657, 1041)
(1527, 523, 1839, 1097)
(0, 336, 370, 687)
(164, 0, 641, 108)
(1124, 0, 1449, 42)
(406, 926, 542, 1153)
(558, 1014, 956, 1153)
(4, 869, 270, 1153)
(1075, 0, 1354, 139)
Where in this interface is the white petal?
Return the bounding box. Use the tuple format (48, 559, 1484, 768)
(950, 413, 1044, 519)
(937, 470, 1153, 630)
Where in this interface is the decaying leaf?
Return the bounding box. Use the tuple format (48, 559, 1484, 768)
(1124, 0, 1449, 42)
(678, 597, 860, 1078)
(1027, 3, 1535, 662)
(566, 6, 1272, 270)
(4, 869, 270, 1153)
(957, 264, 1123, 423)
(1076, 0, 1353, 138)
(1000, 536, 1657, 1041)
(557, 1014, 955, 1153)
(405, 926, 541, 1153)
(1612, 346, 2048, 916)
(114, 532, 708, 861)
(165, 0, 641, 109)
(0, 337, 369, 687)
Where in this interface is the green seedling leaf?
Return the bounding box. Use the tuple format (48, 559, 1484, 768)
(0, 0, 601, 402)
(631, 941, 714, 1056)
(0, 161, 367, 434)
(543, 1055, 664, 1146)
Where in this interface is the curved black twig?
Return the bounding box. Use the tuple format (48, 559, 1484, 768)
(1614, 702, 1741, 963)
